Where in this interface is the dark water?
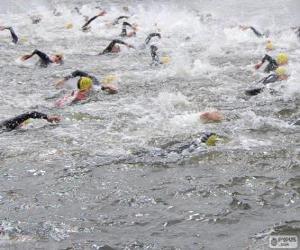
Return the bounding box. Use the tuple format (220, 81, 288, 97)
(0, 0, 299, 249)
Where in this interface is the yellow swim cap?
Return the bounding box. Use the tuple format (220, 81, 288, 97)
(275, 66, 287, 76)
(65, 23, 74, 29)
(266, 40, 274, 51)
(103, 74, 117, 84)
(276, 53, 288, 65)
(206, 134, 219, 146)
(78, 77, 93, 91)
(161, 56, 170, 64)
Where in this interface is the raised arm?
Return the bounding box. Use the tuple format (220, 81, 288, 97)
(2, 112, 60, 130)
(112, 16, 129, 25)
(82, 10, 106, 29)
(0, 26, 18, 43)
(145, 33, 161, 45)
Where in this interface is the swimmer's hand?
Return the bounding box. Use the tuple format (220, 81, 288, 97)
(255, 63, 262, 70)
(47, 116, 61, 123)
(97, 10, 107, 17)
(55, 79, 65, 88)
(0, 26, 5, 31)
(21, 54, 32, 61)
(101, 85, 118, 94)
(239, 25, 249, 31)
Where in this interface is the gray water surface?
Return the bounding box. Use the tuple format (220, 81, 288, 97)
(0, 1, 299, 249)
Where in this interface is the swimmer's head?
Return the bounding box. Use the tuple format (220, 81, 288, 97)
(161, 56, 170, 64)
(65, 23, 73, 29)
(53, 54, 63, 64)
(111, 45, 121, 53)
(276, 53, 288, 65)
(103, 74, 118, 84)
(265, 40, 274, 51)
(78, 77, 93, 91)
(275, 66, 288, 80)
(201, 132, 219, 146)
(200, 111, 223, 123)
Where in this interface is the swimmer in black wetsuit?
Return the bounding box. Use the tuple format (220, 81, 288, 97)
(0, 26, 18, 44)
(255, 53, 288, 73)
(100, 39, 134, 55)
(239, 25, 269, 38)
(245, 67, 288, 96)
(21, 49, 63, 67)
(120, 21, 137, 37)
(255, 54, 278, 73)
(145, 33, 161, 45)
(82, 10, 106, 31)
(0, 112, 60, 131)
(55, 70, 118, 94)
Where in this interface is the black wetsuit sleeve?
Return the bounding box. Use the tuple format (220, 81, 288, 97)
(1, 112, 48, 130)
(262, 74, 278, 85)
(261, 54, 278, 73)
(64, 70, 89, 80)
(261, 54, 274, 64)
(112, 16, 129, 25)
(145, 33, 161, 44)
(5, 27, 18, 44)
(150, 45, 160, 64)
(101, 39, 127, 54)
(249, 26, 264, 37)
(32, 49, 52, 65)
(82, 15, 99, 28)
(64, 70, 100, 85)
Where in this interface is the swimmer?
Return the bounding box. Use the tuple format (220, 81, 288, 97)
(200, 111, 224, 123)
(120, 22, 137, 37)
(239, 25, 269, 38)
(99, 39, 134, 55)
(245, 66, 288, 96)
(56, 70, 118, 94)
(145, 33, 161, 45)
(21, 49, 63, 67)
(0, 112, 60, 131)
(55, 77, 94, 107)
(0, 26, 18, 44)
(255, 53, 288, 73)
(82, 10, 106, 31)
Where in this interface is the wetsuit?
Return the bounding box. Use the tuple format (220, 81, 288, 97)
(294, 120, 300, 125)
(296, 27, 300, 38)
(0, 112, 48, 131)
(100, 39, 128, 54)
(249, 26, 264, 37)
(260, 54, 278, 73)
(120, 22, 135, 37)
(145, 33, 161, 45)
(245, 73, 280, 96)
(30, 49, 53, 67)
(112, 16, 129, 25)
(82, 15, 99, 29)
(150, 45, 160, 65)
(1, 27, 18, 44)
(64, 70, 101, 86)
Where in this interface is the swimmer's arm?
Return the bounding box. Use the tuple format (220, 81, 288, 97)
(249, 26, 264, 37)
(56, 70, 89, 87)
(82, 10, 106, 29)
(100, 39, 134, 54)
(112, 16, 129, 25)
(2, 112, 59, 130)
(22, 49, 50, 63)
(145, 33, 161, 44)
(0, 26, 18, 43)
(255, 54, 274, 69)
